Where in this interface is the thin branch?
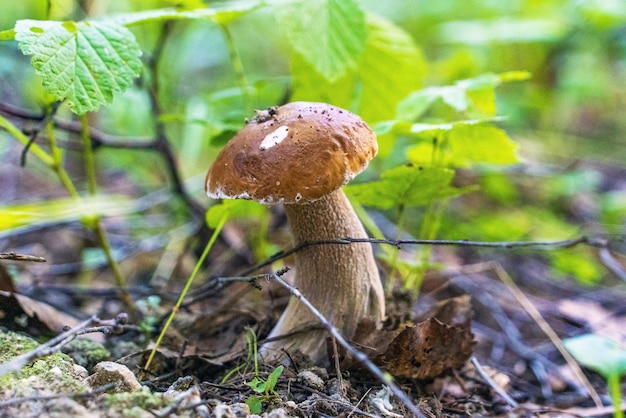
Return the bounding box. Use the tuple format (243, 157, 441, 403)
(598, 247, 626, 283)
(268, 267, 425, 418)
(1, 90, 204, 218)
(244, 235, 610, 276)
(0, 102, 156, 148)
(0, 314, 132, 377)
(20, 102, 60, 166)
(470, 355, 519, 408)
(0, 252, 46, 262)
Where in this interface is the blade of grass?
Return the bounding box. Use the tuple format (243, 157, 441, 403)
(142, 212, 228, 374)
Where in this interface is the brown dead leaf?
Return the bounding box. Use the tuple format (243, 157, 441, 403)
(0, 290, 80, 336)
(341, 295, 475, 380)
(0, 264, 15, 292)
(374, 316, 475, 380)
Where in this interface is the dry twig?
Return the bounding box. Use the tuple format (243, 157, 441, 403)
(471, 355, 518, 408)
(0, 252, 46, 262)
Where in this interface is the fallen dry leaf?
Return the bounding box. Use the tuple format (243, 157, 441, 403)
(374, 316, 475, 379)
(0, 264, 15, 292)
(0, 290, 80, 336)
(340, 295, 475, 380)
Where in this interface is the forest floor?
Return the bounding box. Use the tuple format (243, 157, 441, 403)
(0, 155, 625, 417)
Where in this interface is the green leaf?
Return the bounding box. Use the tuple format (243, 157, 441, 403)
(205, 200, 266, 229)
(14, 19, 142, 114)
(246, 376, 267, 394)
(111, 0, 263, 27)
(353, 14, 426, 123)
(291, 13, 425, 124)
(275, 0, 367, 82)
(397, 71, 530, 120)
(0, 29, 16, 41)
(550, 248, 602, 284)
(264, 365, 284, 393)
(346, 166, 469, 209)
(448, 124, 519, 165)
(564, 334, 626, 378)
(245, 396, 263, 414)
(0, 195, 135, 233)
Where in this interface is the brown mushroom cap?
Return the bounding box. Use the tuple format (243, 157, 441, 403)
(206, 102, 377, 204)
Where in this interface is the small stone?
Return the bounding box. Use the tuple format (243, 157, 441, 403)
(73, 364, 89, 379)
(230, 403, 251, 417)
(164, 375, 194, 399)
(297, 370, 325, 391)
(48, 366, 63, 379)
(84, 361, 141, 392)
(264, 408, 290, 417)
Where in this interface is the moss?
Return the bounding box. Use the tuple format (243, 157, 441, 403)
(102, 386, 171, 417)
(62, 337, 111, 370)
(0, 329, 88, 399)
(0, 328, 39, 362)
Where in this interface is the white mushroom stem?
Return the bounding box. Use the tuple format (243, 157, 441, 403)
(261, 188, 385, 364)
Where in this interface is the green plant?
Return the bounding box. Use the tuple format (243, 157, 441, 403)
(136, 295, 162, 335)
(245, 364, 284, 415)
(0, 0, 529, 295)
(346, 72, 528, 289)
(220, 327, 284, 415)
(564, 334, 626, 418)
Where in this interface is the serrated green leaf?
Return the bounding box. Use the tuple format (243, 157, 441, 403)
(448, 124, 519, 165)
(346, 166, 468, 209)
(111, 0, 263, 27)
(564, 334, 626, 378)
(291, 13, 425, 124)
(14, 19, 142, 115)
(395, 88, 441, 121)
(397, 71, 530, 120)
(276, 0, 366, 82)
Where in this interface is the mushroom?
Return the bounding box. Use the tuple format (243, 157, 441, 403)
(205, 102, 385, 364)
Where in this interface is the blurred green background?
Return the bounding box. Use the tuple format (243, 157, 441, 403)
(1, 0, 624, 287)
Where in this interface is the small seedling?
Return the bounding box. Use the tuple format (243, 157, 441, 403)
(245, 365, 284, 414)
(564, 334, 626, 418)
(218, 327, 285, 414)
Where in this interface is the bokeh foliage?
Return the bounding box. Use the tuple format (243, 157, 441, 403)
(1, 0, 624, 288)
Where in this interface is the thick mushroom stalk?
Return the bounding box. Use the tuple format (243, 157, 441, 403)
(205, 102, 386, 364)
(262, 189, 385, 363)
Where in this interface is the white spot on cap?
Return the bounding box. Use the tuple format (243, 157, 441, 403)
(259, 125, 289, 150)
